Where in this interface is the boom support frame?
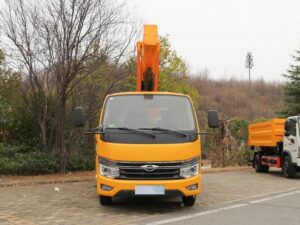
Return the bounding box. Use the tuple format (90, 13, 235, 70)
(136, 25, 160, 92)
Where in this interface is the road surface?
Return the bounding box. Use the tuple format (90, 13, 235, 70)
(138, 189, 300, 225)
(0, 168, 299, 225)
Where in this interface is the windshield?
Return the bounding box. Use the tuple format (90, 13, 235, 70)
(102, 95, 196, 131)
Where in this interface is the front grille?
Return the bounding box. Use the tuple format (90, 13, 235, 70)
(117, 161, 183, 180)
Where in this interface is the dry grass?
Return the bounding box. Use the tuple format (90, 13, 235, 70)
(191, 75, 283, 121)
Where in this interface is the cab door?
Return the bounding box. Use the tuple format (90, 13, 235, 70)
(283, 118, 298, 163)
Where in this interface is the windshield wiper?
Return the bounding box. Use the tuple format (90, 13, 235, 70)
(105, 127, 156, 138)
(139, 127, 187, 137)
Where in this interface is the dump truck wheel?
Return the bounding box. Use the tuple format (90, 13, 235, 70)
(262, 166, 269, 173)
(99, 195, 112, 206)
(182, 195, 196, 207)
(283, 156, 296, 179)
(254, 154, 269, 172)
(254, 154, 263, 172)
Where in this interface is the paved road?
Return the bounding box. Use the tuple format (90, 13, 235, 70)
(138, 189, 300, 225)
(0, 169, 300, 225)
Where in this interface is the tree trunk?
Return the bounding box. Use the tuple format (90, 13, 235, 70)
(87, 95, 95, 151)
(248, 68, 251, 86)
(58, 87, 67, 173)
(39, 120, 48, 153)
(39, 95, 48, 152)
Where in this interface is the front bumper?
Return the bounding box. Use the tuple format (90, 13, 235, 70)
(96, 174, 201, 197)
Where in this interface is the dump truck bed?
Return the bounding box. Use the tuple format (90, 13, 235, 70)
(248, 118, 286, 147)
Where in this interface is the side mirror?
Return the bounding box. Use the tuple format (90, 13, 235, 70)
(208, 110, 219, 128)
(284, 120, 289, 131)
(73, 107, 85, 127)
(284, 130, 290, 137)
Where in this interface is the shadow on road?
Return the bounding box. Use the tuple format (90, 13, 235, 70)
(107, 196, 191, 214)
(262, 169, 300, 179)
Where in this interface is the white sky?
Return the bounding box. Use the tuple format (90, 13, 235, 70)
(127, 0, 300, 81)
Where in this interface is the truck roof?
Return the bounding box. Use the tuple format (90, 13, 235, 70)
(106, 91, 190, 98)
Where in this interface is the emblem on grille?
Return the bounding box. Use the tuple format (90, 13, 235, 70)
(141, 165, 159, 172)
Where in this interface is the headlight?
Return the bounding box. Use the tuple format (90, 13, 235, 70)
(99, 158, 120, 178)
(180, 158, 199, 178)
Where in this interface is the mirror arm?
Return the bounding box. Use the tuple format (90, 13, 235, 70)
(194, 132, 214, 135)
(94, 126, 102, 131)
(79, 130, 104, 134)
(79, 125, 105, 134)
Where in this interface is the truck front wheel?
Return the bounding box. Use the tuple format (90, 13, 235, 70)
(182, 195, 196, 207)
(99, 195, 112, 206)
(283, 156, 296, 179)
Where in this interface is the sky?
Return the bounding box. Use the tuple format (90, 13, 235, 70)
(126, 0, 300, 81)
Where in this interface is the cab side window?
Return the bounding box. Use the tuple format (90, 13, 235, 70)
(288, 120, 296, 137)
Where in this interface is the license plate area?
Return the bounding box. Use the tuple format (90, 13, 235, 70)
(135, 185, 165, 195)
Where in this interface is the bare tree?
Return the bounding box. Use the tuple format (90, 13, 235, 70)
(0, 0, 137, 171)
(245, 52, 254, 86)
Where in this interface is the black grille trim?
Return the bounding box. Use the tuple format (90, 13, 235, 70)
(117, 161, 184, 180)
(99, 157, 200, 180)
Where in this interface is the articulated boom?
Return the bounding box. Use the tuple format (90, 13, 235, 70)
(136, 25, 160, 92)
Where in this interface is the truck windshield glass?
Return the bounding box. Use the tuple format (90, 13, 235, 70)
(288, 120, 296, 136)
(102, 95, 196, 131)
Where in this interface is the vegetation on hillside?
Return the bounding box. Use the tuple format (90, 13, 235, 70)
(192, 73, 283, 123)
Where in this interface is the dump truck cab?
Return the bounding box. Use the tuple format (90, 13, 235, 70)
(283, 116, 300, 166)
(248, 116, 300, 178)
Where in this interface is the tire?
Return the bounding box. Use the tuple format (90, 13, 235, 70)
(254, 154, 263, 172)
(262, 166, 269, 173)
(254, 154, 269, 173)
(282, 156, 296, 179)
(182, 195, 196, 207)
(99, 195, 112, 206)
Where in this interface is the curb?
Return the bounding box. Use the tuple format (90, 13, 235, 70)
(0, 178, 94, 188)
(202, 166, 251, 174)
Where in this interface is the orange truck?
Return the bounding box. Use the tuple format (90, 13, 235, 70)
(73, 25, 219, 206)
(248, 117, 300, 178)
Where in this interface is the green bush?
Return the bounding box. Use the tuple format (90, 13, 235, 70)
(228, 118, 249, 144)
(0, 143, 58, 175)
(0, 143, 95, 174)
(228, 148, 251, 166)
(67, 154, 94, 171)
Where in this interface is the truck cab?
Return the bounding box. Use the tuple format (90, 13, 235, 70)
(283, 116, 300, 168)
(73, 92, 219, 206)
(97, 92, 201, 206)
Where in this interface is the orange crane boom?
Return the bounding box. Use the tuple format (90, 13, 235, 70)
(136, 25, 160, 91)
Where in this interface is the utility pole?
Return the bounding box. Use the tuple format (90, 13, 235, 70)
(245, 52, 254, 86)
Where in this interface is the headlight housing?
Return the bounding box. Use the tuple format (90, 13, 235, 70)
(99, 158, 120, 178)
(180, 158, 200, 178)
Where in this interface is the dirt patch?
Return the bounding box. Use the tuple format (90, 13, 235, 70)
(0, 171, 95, 187)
